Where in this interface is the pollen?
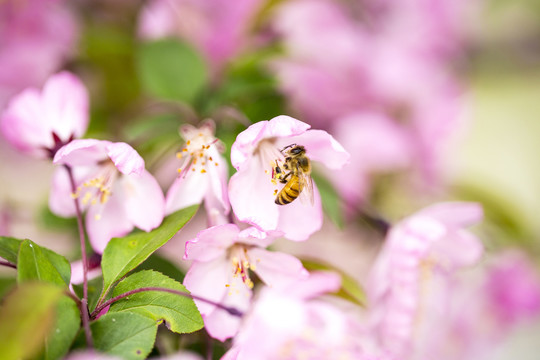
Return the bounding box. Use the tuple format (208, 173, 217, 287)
(186, 140, 191, 145)
(94, 214, 102, 221)
(177, 168, 182, 173)
(176, 152, 183, 159)
(201, 169, 206, 173)
(209, 156, 213, 161)
(274, 189, 278, 195)
(215, 162, 218, 166)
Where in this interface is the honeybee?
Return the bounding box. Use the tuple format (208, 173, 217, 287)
(272, 144, 314, 205)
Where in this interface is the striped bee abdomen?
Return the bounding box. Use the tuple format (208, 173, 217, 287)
(275, 175, 304, 205)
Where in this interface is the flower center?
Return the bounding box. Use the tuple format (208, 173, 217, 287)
(176, 132, 219, 176)
(227, 245, 256, 290)
(71, 160, 118, 219)
(256, 139, 286, 194)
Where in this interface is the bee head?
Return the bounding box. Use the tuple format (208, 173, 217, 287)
(282, 144, 305, 156)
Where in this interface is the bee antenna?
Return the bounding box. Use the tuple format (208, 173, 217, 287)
(280, 143, 297, 152)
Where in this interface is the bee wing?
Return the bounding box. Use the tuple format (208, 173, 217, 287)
(298, 171, 315, 206)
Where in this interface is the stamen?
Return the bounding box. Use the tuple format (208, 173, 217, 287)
(201, 169, 206, 173)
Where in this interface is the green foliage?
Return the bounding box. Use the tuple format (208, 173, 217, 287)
(136, 39, 208, 103)
(311, 172, 345, 229)
(39, 296, 81, 360)
(135, 253, 186, 283)
(100, 205, 198, 303)
(0, 283, 63, 360)
(109, 270, 203, 334)
(17, 240, 71, 287)
(302, 259, 367, 307)
(0, 236, 22, 264)
(91, 312, 158, 360)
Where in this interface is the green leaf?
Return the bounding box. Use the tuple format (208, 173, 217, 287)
(311, 172, 345, 229)
(109, 270, 203, 334)
(135, 253, 186, 283)
(91, 312, 158, 360)
(136, 39, 208, 103)
(17, 240, 71, 287)
(0, 282, 63, 360)
(100, 205, 198, 303)
(302, 259, 367, 307)
(72, 276, 103, 313)
(0, 236, 22, 264)
(39, 296, 81, 360)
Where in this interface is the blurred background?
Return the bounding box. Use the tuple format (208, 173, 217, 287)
(1, 0, 540, 359)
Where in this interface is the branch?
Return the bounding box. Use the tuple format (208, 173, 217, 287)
(64, 165, 93, 348)
(0, 260, 16, 269)
(91, 287, 243, 319)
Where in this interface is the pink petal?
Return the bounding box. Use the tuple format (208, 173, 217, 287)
(165, 170, 209, 215)
(230, 116, 310, 170)
(203, 275, 251, 342)
(277, 129, 350, 170)
(53, 139, 110, 166)
(85, 185, 133, 254)
(431, 230, 484, 269)
(237, 226, 278, 248)
(42, 71, 89, 140)
(247, 247, 308, 288)
(229, 157, 279, 231)
(184, 224, 239, 262)
(106, 142, 144, 176)
(419, 202, 483, 229)
(204, 147, 230, 213)
(230, 120, 266, 169)
(283, 271, 342, 300)
(0, 88, 50, 155)
(121, 169, 165, 232)
(49, 166, 77, 217)
(183, 257, 230, 315)
(276, 184, 323, 241)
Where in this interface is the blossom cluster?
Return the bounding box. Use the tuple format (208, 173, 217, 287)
(1, 0, 539, 360)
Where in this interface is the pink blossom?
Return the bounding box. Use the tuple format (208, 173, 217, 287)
(330, 112, 413, 207)
(485, 250, 540, 324)
(270, 0, 467, 188)
(165, 120, 229, 222)
(224, 272, 387, 360)
(0, 71, 89, 158)
(228, 115, 349, 241)
(51, 139, 165, 253)
(366, 202, 484, 358)
(183, 223, 308, 341)
(137, 0, 264, 72)
(0, 0, 77, 109)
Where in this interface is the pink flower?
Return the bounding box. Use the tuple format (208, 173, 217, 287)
(183, 223, 308, 341)
(366, 202, 483, 358)
(51, 139, 165, 253)
(0, 0, 77, 109)
(165, 120, 229, 222)
(0, 71, 89, 158)
(224, 272, 385, 360)
(330, 112, 413, 207)
(137, 0, 264, 72)
(485, 250, 540, 326)
(228, 115, 349, 241)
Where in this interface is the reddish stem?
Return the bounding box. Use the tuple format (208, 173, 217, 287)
(64, 165, 93, 347)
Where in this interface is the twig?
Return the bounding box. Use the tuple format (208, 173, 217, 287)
(65, 165, 93, 347)
(0, 260, 16, 269)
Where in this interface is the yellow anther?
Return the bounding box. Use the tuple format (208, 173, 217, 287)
(182, 148, 188, 152)
(199, 152, 204, 157)
(82, 192, 92, 205)
(209, 156, 213, 161)
(191, 168, 195, 172)
(176, 152, 183, 159)
(201, 169, 206, 173)
(215, 162, 219, 166)
(94, 214, 102, 221)
(177, 168, 182, 173)
(186, 140, 191, 145)
(274, 189, 278, 195)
